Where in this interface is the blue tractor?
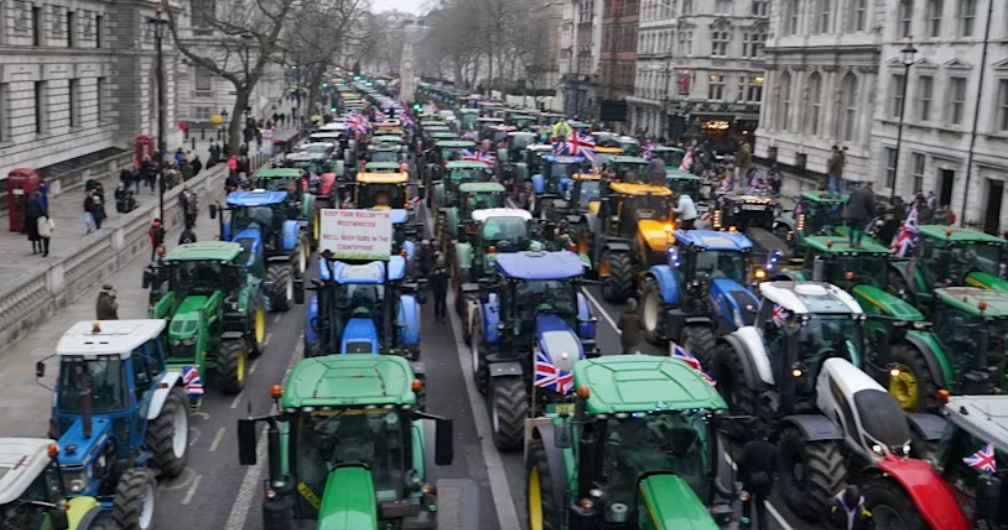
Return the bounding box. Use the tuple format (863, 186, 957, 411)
(38, 320, 191, 530)
(300, 255, 427, 359)
(638, 230, 761, 366)
(527, 154, 588, 217)
(210, 190, 310, 311)
(470, 250, 599, 450)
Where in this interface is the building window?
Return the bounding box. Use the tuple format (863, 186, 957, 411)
(841, 73, 858, 142)
(911, 152, 926, 193)
(744, 75, 763, 102)
(97, 77, 106, 123)
(958, 0, 975, 37)
(898, 0, 913, 38)
(685, 31, 693, 55)
(67, 10, 75, 47)
(817, 0, 831, 33)
(848, 0, 867, 31)
(711, 30, 729, 57)
(785, 0, 799, 35)
(742, 33, 765, 58)
(918, 75, 934, 121)
(32, 6, 42, 46)
(96, 15, 102, 48)
(682, 0, 692, 15)
(708, 74, 725, 100)
(885, 147, 898, 189)
(948, 76, 966, 125)
(928, 0, 943, 37)
(0, 83, 7, 142)
(68, 78, 79, 127)
(807, 73, 822, 135)
(998, 80, 1008, 131)
(776, 71, 791, 130)
(890, 74, 906, 119)
(34, 81, 47, 134)
(752, 0, 769, 16)
(715, 0, 732, 15)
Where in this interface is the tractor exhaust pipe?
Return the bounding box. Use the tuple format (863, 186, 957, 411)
(266, 419, 281, 483)
(80, 385, 93, 439)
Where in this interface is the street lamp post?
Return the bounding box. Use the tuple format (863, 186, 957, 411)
(889, 38, 918, 204)
(147, 8, 169, 222)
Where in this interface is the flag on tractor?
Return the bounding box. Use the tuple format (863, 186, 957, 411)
(963, 443, 997, 474)
(565, 131, 597, 166)
(534, 348, 574, 394)
(679, 150, 694, 171)
(772, 304, 789, 327)
(460, 149, 496, 165)
(890, 204, 919, 258)
(670, 342, 716, 386)
(642, 138, 655, 160)
(181, 365, 204, 397)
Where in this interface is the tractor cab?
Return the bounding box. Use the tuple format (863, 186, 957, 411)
(253, 168, 310, 208)
(599, 182, 675, 263)
(592, 132, 641, 157)
(780, 191, 848, 249)
(296, 142, 336, 158)
(565, 172, 602, 215)
(431, 140, 476, 168)
(798, 236, 892, 292)
(509, 114, 538, 131)
(363, 161, 402, 174)
(502, 131, 536, 163)
(905, 226, 1008, 304)
(604, 155, 651, 184)
(532, 155, 587, 198)
(490, 252, 589, 346)
(457, 182, 507, 219)
(472, 209, 534, 256)
(668, 230, 754, 294)
(428, 131, 461, 143)
(594, 146, 624, 168)
(537, 112, 565, 126)
(432, 160, 493, 210)
(370, 134, 405, 147)
(926, 288, 1008, 396)
(367, 145, 407, 164)
(665, 169, 703, 199)
(280, 151, 333, 177)
(352, 171, 413, 210)
(458, 108, 479, 131)
(225, 191, 293, 254)
(652, 146, 687, 168)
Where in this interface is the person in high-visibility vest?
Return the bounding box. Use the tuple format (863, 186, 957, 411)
(552, 118, 572, 142)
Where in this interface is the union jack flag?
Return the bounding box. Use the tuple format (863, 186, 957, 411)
(670, 342, 716, 386)
(460, 149, 496, 165)
(749, 171, 762, 190)
(720, 175, 733, 192)
(553, 140, 570, 156)
(397, 110, 414, 127)
(534, 349, 574, 394)
(565, 131, 596, 166)
(963, 443, 998, 474)
(346, 112, 369, 133)
(890, 205, 919, 258)
(181, 365, 204, 397)
(679, 150, 694, 172)
(642, 138, 655, 160)
(772, 304, 789, 327)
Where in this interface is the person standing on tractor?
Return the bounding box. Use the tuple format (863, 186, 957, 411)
(552, 117, 572, 142)
(827, 145, 846, 196)
(737, 428, 777, 530)
(431, 254, 448, 323)
(844, 181, 875, 248)
(673, 190, 699, 230)
(618, 298, 643, 354)
(828, 485, 873, 530)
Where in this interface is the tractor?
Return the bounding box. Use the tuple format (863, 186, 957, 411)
(710, 187, 778, 232)
(211, 190, 310, 281)
(470, 250, 599, 450)
(302, 255, 426, 359)
(525, 355, 742, 529)
(366, 143, 408, 165)
(497, 131, 537, 165)
(602, 156, 651, 183)
(236, 355, 454, 530)
(527, 155, 589, 218)
(437, 181, 507, 246)
(650, 146, 687, 169)
(711, 281, 947, 521)
(346, 170, 420, 216)
(771, 191, 850, 261)
(38, 320, 191, 530)
(146, 242, 265, 396)
(567, 182, 676, 303)
(430, 160, 494, 213)
(639, 230, 760, 361)
(0, 438, 117, 530)
(422, 139, 476, 196)
(252, 167, 321, 248)
(591, 133, 641, 157)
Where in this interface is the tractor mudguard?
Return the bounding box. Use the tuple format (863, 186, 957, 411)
(223, 220, 232, 241)
(530, 424, 569, 514)
(906, 412, 947, 441)
(576, 293, 595, 339)
(871, 456, 970, 530)
(281, 220, 300, 251)
(723, 328, 774, 386)
(966, 271, 1008, 291)
(719, 334, 761, 390)
(773, 217, 795, 233)
(532, 173, 545, 194)
(903, 330, 952, 388)
(481, 295, 501, 344)
(637, 473, 718, 528)
(851, 285, 925, 321)
(67, 496, 104, 528)
(779, 414, 844, 442)
(397, 294, 421, 347)
(487, 361, 523, 377)
(147, 371, 183, 420)
(708, 279, 758, 328)
(646, 265, 681, 305)
(455, 242, 474, 270)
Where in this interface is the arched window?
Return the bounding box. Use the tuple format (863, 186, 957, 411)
(807, 73, 822, 135)
(776, 71, 792, 131)
(840, 73, 859, 141)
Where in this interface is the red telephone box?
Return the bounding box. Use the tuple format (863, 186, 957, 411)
(135, 135, 155, 166)
(7, 168, 42, 232)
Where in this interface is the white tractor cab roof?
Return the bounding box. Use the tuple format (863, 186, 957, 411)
(318, 123, 348, 132)
(56, 320, 166, 359)
(471, 208, 533, 223)
(945, 395, 1008, 454)
(758, 281, 862, 316)
(527, 144, 554, 153)
(0, 438, 57, 504)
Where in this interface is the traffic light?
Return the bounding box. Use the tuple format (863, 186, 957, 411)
(322, 82, 328, 88)
(330, 107, 337, 113)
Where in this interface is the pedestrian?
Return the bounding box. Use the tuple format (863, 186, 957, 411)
(149, 218, 166, 261)
(39, 177, 49, 212)
(141, 156, 156, 193)
(617, 298, 643, 354)
(416, 239, 435, 278)
(96, 284, 119, 320)
(737, 427, 777, 530)
(119, 166, 133, 192)
(827, 145, 846, 196)
(174, 147, 184, 166)
(191, 154, 203, 176)
(87, 188, 106, 230)
(673, 190, 699, 230)
(25, 191, 45, 254)
(844, 181, 875, 248)
(431, 255, 448, 322)
(181, 159, 194, 182)
(83, 190, 98, 233)
(36, 210, 53, 257)
(114, 182, 127, 213)
(828, 485, 872, 530)
(182, 188, 199, 228)
(178, 225, 197, 245)
(125, 190, 138, 213)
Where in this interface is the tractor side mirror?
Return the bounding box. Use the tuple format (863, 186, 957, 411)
(293, 280, 305, 305)
(35, 361, 45, 378)
(49, 507, 69, 530)
(209, 204, 218, 219)
(554, 418, 573, 449)
(237, 418, 258, 466)
(976, 474, 1002, 520)
(434, 418, 454, 466)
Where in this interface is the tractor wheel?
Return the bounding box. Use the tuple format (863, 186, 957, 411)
(89, 512, 121, 530)
(682, 325, 715, 369)
(526, 438, 561, 530)
(714, 341, 763, 417)
(311, 211, 321, 250)
(863, 477, 930, 530)
(640, 276, 665, 344)
(145, 387, 189, 478)
(217, 339, 248, 394)
(267, 265, 293, 312)
(599, 250, 634, 303)
(112, 468, 157, 530)
(777, 427, 846, 521)
(470, 313, 489, 395)
(249, 303, 267, 357)
(490, 375, 528, 451)
(297, 233, 310, 277)
(887, 342, 941, 413)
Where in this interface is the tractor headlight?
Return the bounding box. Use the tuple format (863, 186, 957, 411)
(733, 206, 741, 214)
(871, 444, 885, 457)
(69, 478, 85, 493)
(170, 339, 182, 347)
(902, 442, 912, 455)
(182, 338, 196, 346)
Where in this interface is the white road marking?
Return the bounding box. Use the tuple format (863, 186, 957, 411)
(224, 333, 304, 530)
(228, 391, 243, 409)
(264, 332, 272, 346)
(209, 427, 226, 453)
(273, 314, 282, 324)
(249, 358, 260, 375)
(181, 473, 203, 505)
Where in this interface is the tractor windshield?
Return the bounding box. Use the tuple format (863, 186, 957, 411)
(231, 205, 278, 236)
(482, 217, 529, 253)
(332, 283, 386, 329)
(602, 410, 711, 506)
(359, 184, 405, 209)
(370, 150, 399, 163)
(302, 145, 329, 155)
(463, 193, 506, 213)
(460, 113, 477, 130)
(797, 315, 864, 370)
(667, 178, 701, 198)
(292, 408, 408, 512)
(255, 178, 298, 193)
(575, 181, 601, 208)
(624, 195, 672, 222)
(513, 280, 577, 332)
(169, 261, 226, 295)
(56, 356, 128, 414)
(691, 251, 748, 285)
(933, 307, 1008, 390)
(823, 254, 889, 290)
(449, 168, 484, 185)
(439, 147, 466, 161)
(919, 239, 1003, 286)
(0, 463, 65, 530)
(803, 201, 845, 235)
(234, 237, 265, 278)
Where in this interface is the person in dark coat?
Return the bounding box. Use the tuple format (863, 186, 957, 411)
(191, 154, 203, 176)
(149, 218, 166, 261)
(617, 298, 643, 354)
(828, 485, 872, 530)
(416, 239, 435, 278)
(114, 183, 127, 213)
(844, 181, 875, 247)
(96, 284, 119, 320)
(737, 428, 777, 530)
(25, 192, 45, 254)
(119, 166, 134, 192)
(430, 255, 448, 322)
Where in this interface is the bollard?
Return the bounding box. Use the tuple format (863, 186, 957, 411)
(191, 137, 196, 151)
(201, 128, 205, 140)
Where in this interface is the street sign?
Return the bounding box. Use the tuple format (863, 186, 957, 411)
(319, 209, 392, 261)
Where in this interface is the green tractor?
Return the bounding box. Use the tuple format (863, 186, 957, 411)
(422, 140, 477, 203)
(252, 167, 320, 249)
(437, 181, 508, 246)
(236, 354, 454, 529)
(604, 156, 651, 182)
(771, 191, 852, 261)
(430, 160, 494, 213)
(664, 169, 704, 200)
(650, 146, 687, 169)
(148, 241, 267, 396)
(525, 355, 740, 529)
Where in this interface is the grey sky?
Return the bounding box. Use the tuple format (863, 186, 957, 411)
(371, 0, 425, 15)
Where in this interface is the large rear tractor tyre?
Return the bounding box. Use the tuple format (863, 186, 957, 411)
(600, 250, 634, 303)
(682, 325, 716, 369)
(267, 265, 293, 312)
(217, 339, 248, 394)
(777, 428, 846, 521)
(145, 387, 189, 478)
(863, 477, 930, 530)
(88, 513, 121, 530)
(526, 438, 561, 530)
(886, 342, 940, 413)
(490, 375, 528, 451)
(470, 313, 489, 395)
(640, 276, 665, 345)
(112, 468, 157, 530)
(714, 342, 761, 417)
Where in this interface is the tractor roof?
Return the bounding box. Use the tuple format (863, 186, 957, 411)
(572, 172, 601, 181)
(298, 143, 334, 151)
(666, 169, 701, 181)
(608, 182, 672, 196)
(281, 354, 416, 408)
(935, 287, 1008, 316)
(371, 135, 403, 143)
(0, 438, 57, 505)
(430, 132, 460, 139)
(801, 190, 848, 203)
(919, 225, 1006, 244)
(318, 256, 407, 283)
(364, 161, 401, 171)
(574, 355, 726, 414)
(163, 241, 243, 263)
(653, 146, 685, 153)
(472, 208, 532, 223)
(446, 160, 488, 169)
(609, 156, 649, 164)
(672, 230, 752, 251)
(459, 182, 506, 193)
(527, 144, 555, 152)
(318, 122, 348, 131)
(435, 140, 476, 148)
(541, 155, 585, 164)
(494, 251, 584, 281)
(356, 172, 408, 184)
(226, 190, 288, 207)
(595, 146, 624, 155)
(309, 131, 343, 139)
(508, 131, 535, 138)
(285, 151, 325, 162)
(57, 320, 166, 359)
(758, 281, 863, 315)
(804, 236, 891, 255)
(255, 168, 305, 179)
(944, 396, 1008, 454)
(420, 120, 448, 128)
